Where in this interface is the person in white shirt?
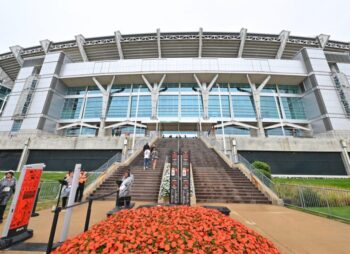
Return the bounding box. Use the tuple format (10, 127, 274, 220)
(144, 148, 151, 170)
(118, 171, 134, 207)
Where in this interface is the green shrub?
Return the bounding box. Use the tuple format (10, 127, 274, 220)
(252, 161, 272, 179)
(252, 161, 271, 172)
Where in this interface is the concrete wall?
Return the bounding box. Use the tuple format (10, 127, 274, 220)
(0, 136, 125, 150)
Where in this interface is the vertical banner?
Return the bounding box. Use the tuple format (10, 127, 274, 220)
(169, 151, 179, 204)
(2, 164, 44, 239)
(181, 151, 191, 205)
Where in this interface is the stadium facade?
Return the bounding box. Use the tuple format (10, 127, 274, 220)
(0, 29, 350, 175)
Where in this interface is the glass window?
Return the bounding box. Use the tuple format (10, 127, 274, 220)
(130, 96, 152, 117)
(181, 95, 203, 117)
(216, 126, 250, 135)
(260, 84, 277, 93)
(266, 127, 302, 137)
(64, 126, 97, 136)
(84, 97, 102, 118)
(261, 96, 280, 118)
(210, 84, 229, 92)
(232, 96, 255, 118)
(0, 85, 11, 100)
(229, 84, 251, 93)
(115, 126, 146, 135)
(161, 83, 179, 92)
(88, 86, 104, 94)
(11, 120, 22, 132)
(158, 95, 179, 117)
(111, 84, 132, 94)
(208, 95, 230, 117)
(61, 98, 83, 119)
(278, 85, 302, 94)
(107, 96, 129, 118)
(180, 83, 198, 92)
(281, 97, 306, 119)
(132, 84, 149, 93)
(66, 87, 86, 95)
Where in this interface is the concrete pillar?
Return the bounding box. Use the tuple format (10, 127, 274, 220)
(151, 83, 159, 120)
(16, 138, 31, 172)
(99, 117, 106, 137)
(251, 86, 265, 137)
(231, 138, 238, 163)
(340, 140, 350, 175)
(201, 83, 209, 119)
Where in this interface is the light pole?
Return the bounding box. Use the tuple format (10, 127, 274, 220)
(197, 90, 202, 136)
(217, 84, 227, 154)
(132, 85, 141, 152)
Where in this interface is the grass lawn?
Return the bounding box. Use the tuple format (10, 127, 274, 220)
(273, 177, 350, 190)
(0, 171, 66, 182)
(307, 206, 350, 220)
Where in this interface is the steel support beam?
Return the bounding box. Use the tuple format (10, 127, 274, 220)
(0, 66, 14, 88)
(317, 34, 330, 49)
(194, 74, 219, 119)
(157, 28, 162, 58)
(264, 122, 310, 131)
(92, 76, 115, 136)
(9, 45, 24, 66)
(105, 120, 147, 129)
(276, 30, 290, 59)
(40, 39, 52, 54)
(247, 74, 271, 137)
(75, 34, 89, 62)
(238, 28, 247, 58)
(198, 27, 203, 58)
(57, 121, 98, 130)
(114, 31, 124, 60)
(214, 120, 258, 130)
(142, 74, 166, 119)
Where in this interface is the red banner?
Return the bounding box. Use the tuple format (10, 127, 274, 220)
(9, 168, 42, 233)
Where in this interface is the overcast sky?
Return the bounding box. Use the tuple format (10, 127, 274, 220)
(1, 0, 349, 53)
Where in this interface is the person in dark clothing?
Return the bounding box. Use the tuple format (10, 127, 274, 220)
(143, 143, 150, 152)
(75, 170, 87, 202)
(0, 170, 16, 223)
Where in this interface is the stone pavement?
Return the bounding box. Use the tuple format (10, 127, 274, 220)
(0, 202, 349, 254)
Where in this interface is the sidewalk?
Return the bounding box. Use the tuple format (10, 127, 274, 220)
(1, 202, 349, 254)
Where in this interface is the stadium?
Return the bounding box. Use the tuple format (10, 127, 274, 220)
(0, 28, 350, 176)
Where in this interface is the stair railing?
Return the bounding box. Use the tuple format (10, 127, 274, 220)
(236, 154, 277, 194)
(83, 135, 158, 199)
(200, 136, 283, 205)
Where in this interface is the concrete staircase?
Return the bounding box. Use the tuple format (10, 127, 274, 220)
(92, 138, 270, 204)
(177, 138, 271, 204)
(92, 140, 168, 202)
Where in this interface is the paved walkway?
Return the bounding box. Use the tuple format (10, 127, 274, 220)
(0, 202, 349, 254)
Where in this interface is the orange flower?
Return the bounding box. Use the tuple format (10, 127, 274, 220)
(52, 206, 280, 254)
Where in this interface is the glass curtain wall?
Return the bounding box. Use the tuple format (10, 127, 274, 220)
(59, 83, 307, 137)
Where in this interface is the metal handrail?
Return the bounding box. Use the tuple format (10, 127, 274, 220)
(236, 154, 277, 193)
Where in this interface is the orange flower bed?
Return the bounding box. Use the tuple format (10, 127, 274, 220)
(52, 206, 280, 254)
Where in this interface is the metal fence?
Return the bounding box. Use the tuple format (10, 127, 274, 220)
(37, 181, 61, 203)
(202, 136, 350, 222)
(275, 183, 350, 221)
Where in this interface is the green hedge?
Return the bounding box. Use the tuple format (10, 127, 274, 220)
(252, 161, 272, 179)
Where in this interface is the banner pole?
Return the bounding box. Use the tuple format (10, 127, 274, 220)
(59, 164, 81, 243)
